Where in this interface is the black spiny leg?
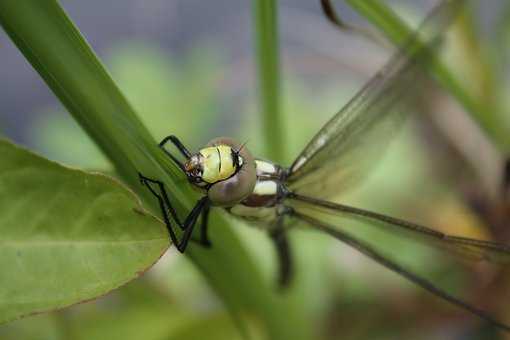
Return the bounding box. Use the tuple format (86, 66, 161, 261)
(504, 158, 510, 197)
(199, 202, 212, 247)
(269, 219, 293, 289)
(139, 173, 210, 253)
(158, 135, 192, 171)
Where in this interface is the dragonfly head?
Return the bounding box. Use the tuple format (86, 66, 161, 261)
(184, 137, 256, 206)
(184, 144, 241, 186)
(183, 154, 205, 185)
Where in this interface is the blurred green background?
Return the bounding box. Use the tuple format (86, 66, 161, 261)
(1, 0, 510, 339)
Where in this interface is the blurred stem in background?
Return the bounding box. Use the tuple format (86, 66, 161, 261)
(252, 0, 285, 162)
(346, 0, 510, 153)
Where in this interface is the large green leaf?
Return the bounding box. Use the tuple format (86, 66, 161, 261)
(0, 139, 169, 323)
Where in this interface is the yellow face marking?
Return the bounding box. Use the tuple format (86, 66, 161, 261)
(200, 145, 237, 183)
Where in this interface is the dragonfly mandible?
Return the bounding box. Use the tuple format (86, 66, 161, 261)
(139, 0, 510, 332)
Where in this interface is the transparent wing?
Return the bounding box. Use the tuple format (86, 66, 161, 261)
(288, 193, 510, 265)
(290, 209, 510, 332)
(287, 0, 464, 198)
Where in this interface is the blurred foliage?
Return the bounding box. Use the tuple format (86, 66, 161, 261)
(0, 314, 64, 340)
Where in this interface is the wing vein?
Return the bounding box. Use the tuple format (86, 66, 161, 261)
(287, 0, 465, 199)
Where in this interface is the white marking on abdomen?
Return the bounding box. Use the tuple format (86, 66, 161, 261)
(253, 180, 278, 196)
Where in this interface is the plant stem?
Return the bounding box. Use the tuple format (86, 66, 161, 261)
(346, 0, 510, 152)
(252, 0, 285, 161)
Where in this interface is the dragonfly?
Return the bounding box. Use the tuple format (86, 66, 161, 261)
(138, 0, 510, 332)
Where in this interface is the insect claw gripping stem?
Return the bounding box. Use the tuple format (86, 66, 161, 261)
(138, 172, 211, 253)
(138, 173, 164, 201)
(156, 135, 193, 171)
(159, 135, 192, 159)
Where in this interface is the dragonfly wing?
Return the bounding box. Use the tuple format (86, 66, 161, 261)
(290, 209, 510, 332)
(287, 193, 510, 265)
(287, 103, 407, 198)
(287, 0, 464, 198)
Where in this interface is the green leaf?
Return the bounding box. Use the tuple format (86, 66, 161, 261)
(0, 139, 168, 324)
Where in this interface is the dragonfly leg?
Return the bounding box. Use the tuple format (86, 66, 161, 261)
(504, 158, 510, 197)
(139, 173, 184, 229)
(139, 173, 209, 253)
(159, 135, 192, 158)
(199, 202, 212, 247)
(269, 218, 293, 289)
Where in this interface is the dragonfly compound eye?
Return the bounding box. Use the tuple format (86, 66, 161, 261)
(184, 154, 204, 183)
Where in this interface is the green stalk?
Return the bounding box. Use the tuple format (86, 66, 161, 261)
(346, 0, 510, 152)
(0, 1, 309, 339)
(252, 0, 285, 161)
